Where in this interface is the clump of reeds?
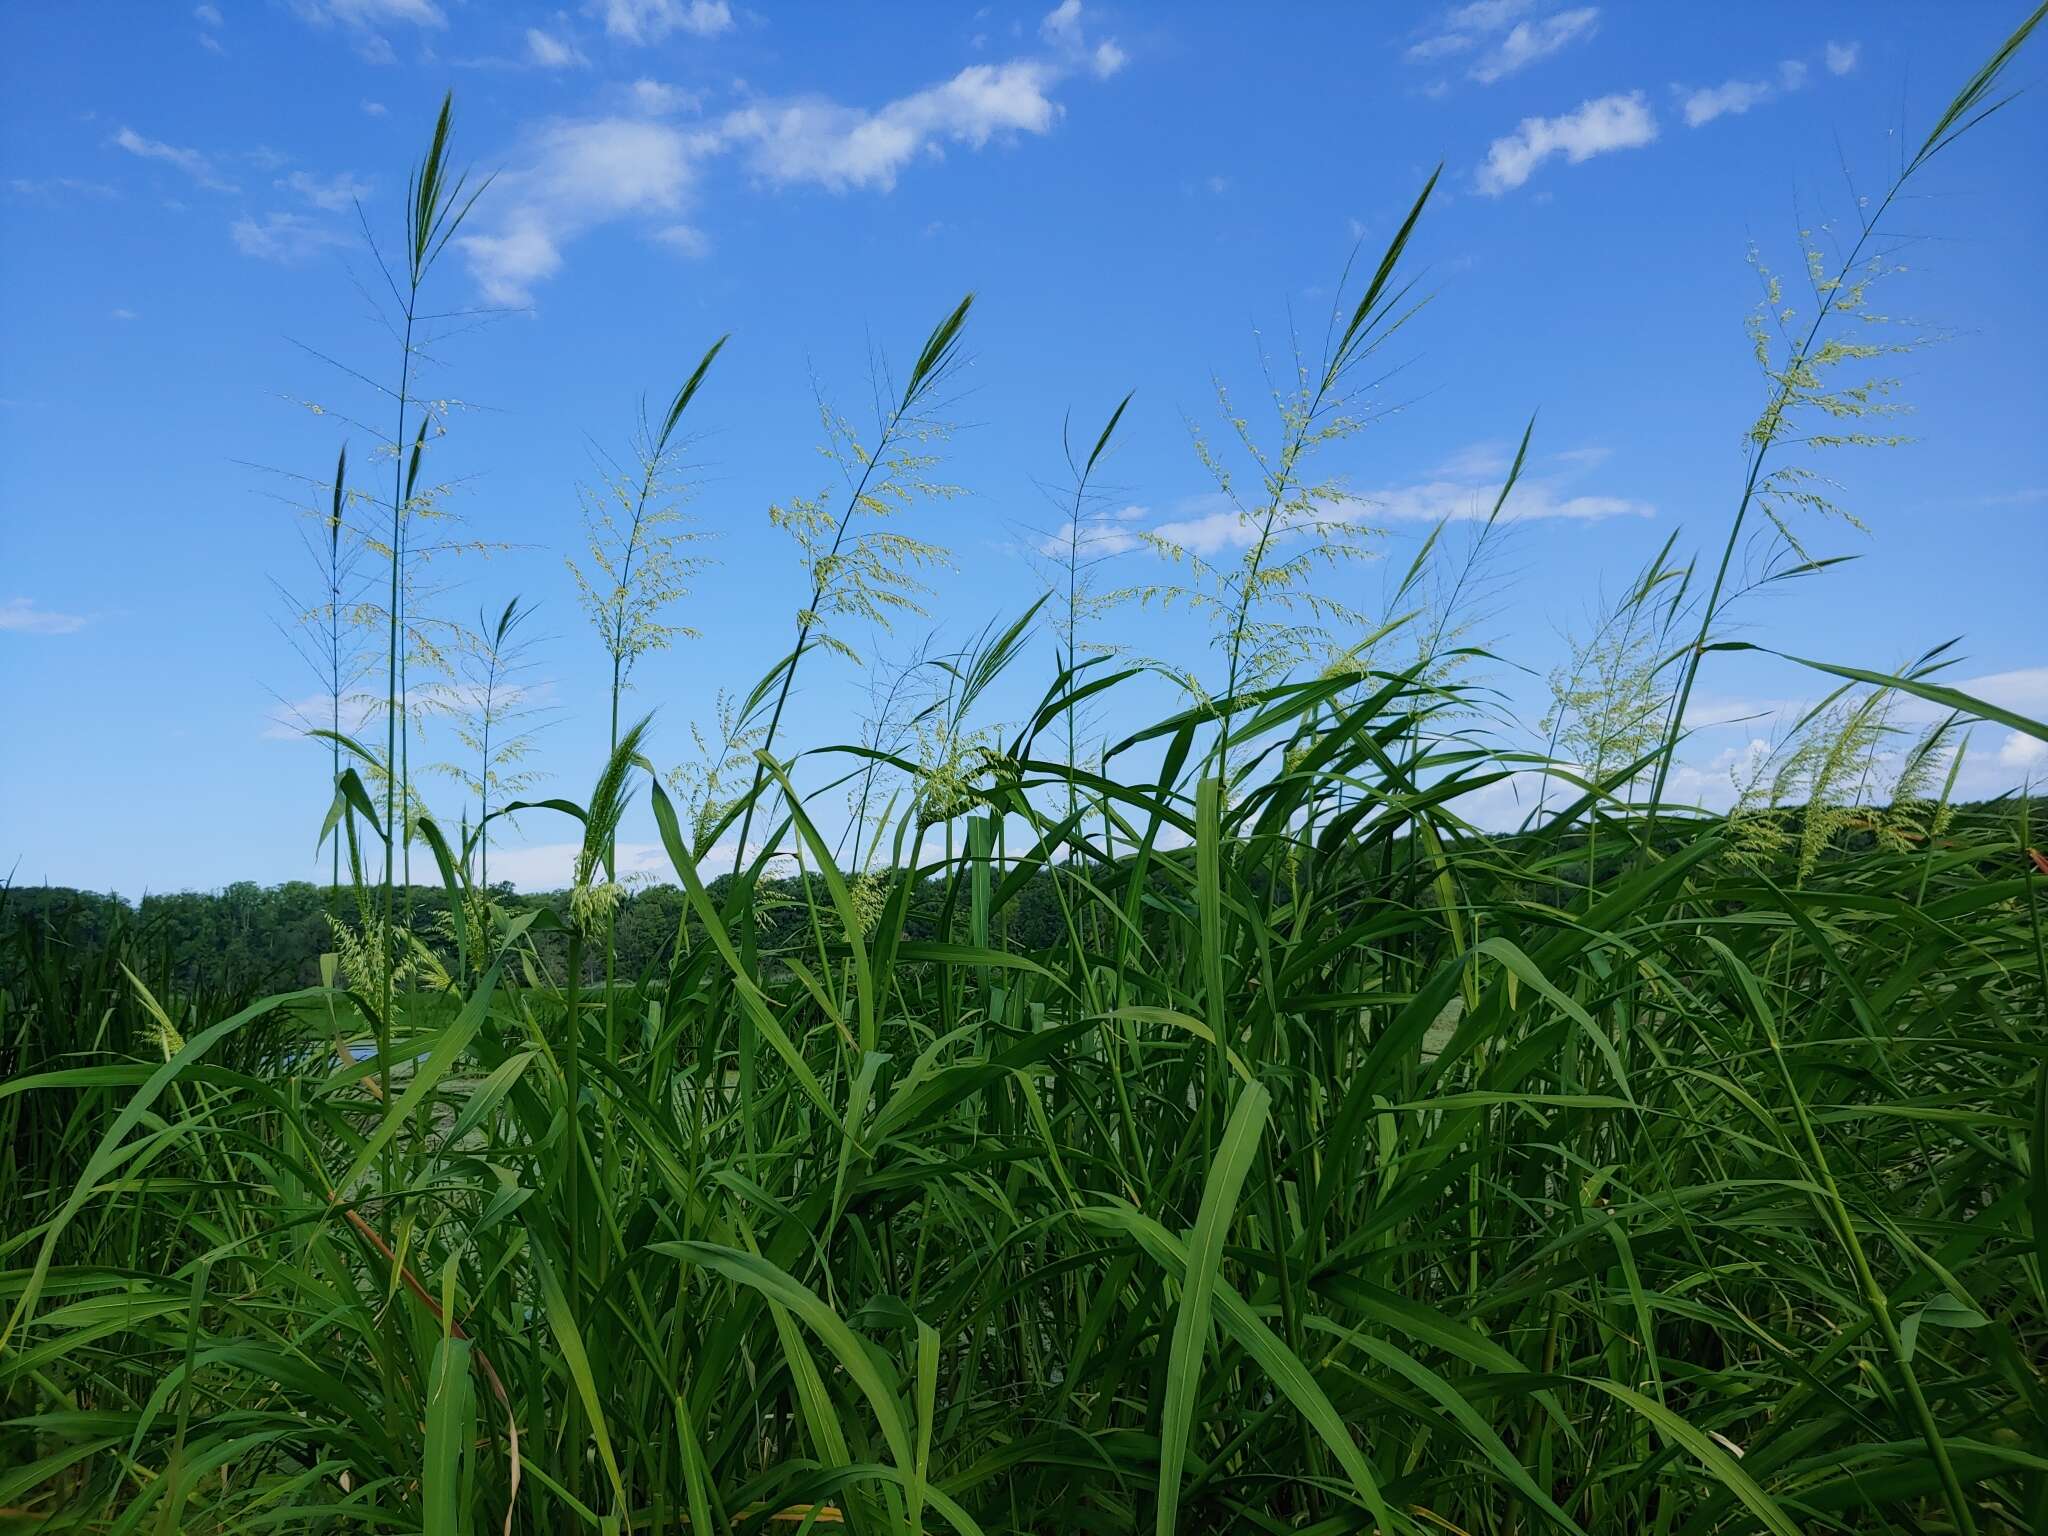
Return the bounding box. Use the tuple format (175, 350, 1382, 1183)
(1, 12, 2044, 1535)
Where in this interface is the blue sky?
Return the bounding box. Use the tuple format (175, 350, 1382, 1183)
(3, 0, 2043, 896)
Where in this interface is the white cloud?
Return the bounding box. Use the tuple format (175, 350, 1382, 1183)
(1470, 7, 1598, 84)
(1408, 33, 1476, 63)
(198, 31, 227, 54)
(232, 210, 351, 263)
(0, 597, 89, 635)
(113, 127, 238, 192)
(724, 60, 1061, 191)
(289, 0, 442, 61)
(194, 2, 222, 22)
(1409, 0, 1595, 81)
(1041, 0, 1083, 45)
(1948, 667, 2048, 721)
(264, 690, 380, 742)
(110, 307, 137, 320)
(10, 176, 119, 199)
(297, 0, 444, 26)
(1035, 513, 1146, 559)
(1370, 480, 1654, 523)
(1126, 450, 1652, 560)
(1475, 90, 1656, 195)
(526, 27, 586, 68)
(461, 116, 708, 303)
(1825, 40, 1860, 76)
(1689, 668, 2048, 741)
(1995, 731, 2046, 771)
(1665, 739, 1773, 814)
(1679, 57, 1810, 128)
(464, 29, 1121, 299)
(361, 99, 388, 117)
(462, 219, 565, 302)
(650, 222, 709, 256)
(266, 680, 551, 745)
(594, 0, 731, 43)
(1406, 0, 1534, 60)
(1434, 441, 1511, 479)
(1681, 78, 1772, 127)
(279, 169, 372, 210)
(1452, 0, 1539, 28)
(629, 78, 699, 114)
(1149, 508, 1256, 555)
(1676, 667, 2048, 805)
(1039, 0, 1126, 80)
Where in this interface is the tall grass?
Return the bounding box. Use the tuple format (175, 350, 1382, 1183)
(3, 13, 2046, 1534)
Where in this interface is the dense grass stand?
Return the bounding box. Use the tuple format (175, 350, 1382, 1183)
(3, 11, 2047, 1533)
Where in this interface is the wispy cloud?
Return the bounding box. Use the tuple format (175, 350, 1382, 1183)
(263, 690, 381, 742)
(288, 0, 442, 64)
(1041, 0, 1126, 78)
(112, 127, 238, 192)
(1996, 729, 2045, 770)
(628, 79, 700, 115)
(1690, 668, 2048, 738)
(110, 307, 137, 320)
(232, 211, 351, 263)
(278, 169, 372, 210)
(1680, 78, 1771, 127)
(1825, 40, 1860, 76)
(10, 176, 119, 199)
(462, 116, 711, 303)
(294, 0, 444, 26)
(526, 27, 587, 68)
(1433, 441, 1512, 479)
(361, 99, 389, 117)
(724, 60, 1064, 191)
(1678, 666, 2048, 803)
(0, 597, 89, 636)
(1034, 504, 1150, 559)
(1369, 478, 1653, 523)
(1406, 0, 1535, 62)
(1145, 506, 1257, 556)
(1475, 91, 1656, 195)
(1470, 7, 1598, 84)
(592, 0, 732, 44)
(465, 2, 1125, 302)
(1407, 2, 1596, 85)
(649, 222, 709, 256)
(1679, 60, 1807, 128)
(1944, 666, 2048, 722)
(1111, 448, 1651, 559)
